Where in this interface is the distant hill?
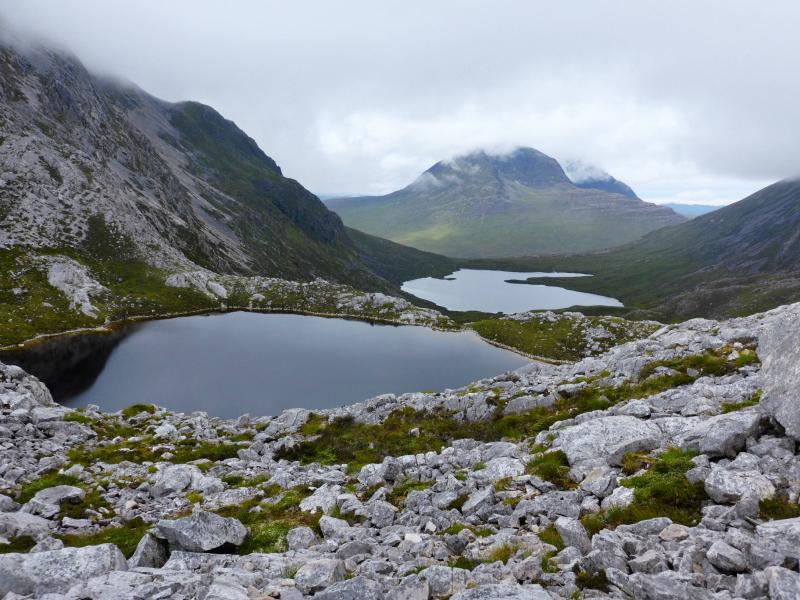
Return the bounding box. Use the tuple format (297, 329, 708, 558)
(476, 178, 800, 319)
(662, 203, 721, 218)
(561, 159, 639, 199)
(327, 148, 684, 258)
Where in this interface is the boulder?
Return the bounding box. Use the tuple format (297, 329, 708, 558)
(286, 526, 317, 550)
(704, 467, 775, 503)
(313, 576, 383, 600)
(450, 583, 551, 600)
(756, 517, 800, 564)
(0, 543, 127, 596)
(21, 485, 85, 519)
(461, 488, 494, 516)
(554, 517, 591, 554)
(0, 511, 52, 539)
(294, 558, 345, 594)
(557, 416, 662, 466)
(299, 483, 341, 515)
(319, 515, 352, 540)
(155, 510, 247, 552)
(759, 304, 800, 440)
(678, 411, 761, 457)
(472, 457, 526, 482)
(128, 532, 168, 569)
(150, 464, 202, 498)
(369, 500, 397, 528)
(707, 541, 746, 573)
(765, 566, 800, 600)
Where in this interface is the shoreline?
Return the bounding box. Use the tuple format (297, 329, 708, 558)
(0, 306, 535, 362)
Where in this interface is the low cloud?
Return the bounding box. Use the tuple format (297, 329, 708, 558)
(1, 0, 796, 204)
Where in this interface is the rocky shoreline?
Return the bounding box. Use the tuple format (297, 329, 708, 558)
(1, 303, 800, 599)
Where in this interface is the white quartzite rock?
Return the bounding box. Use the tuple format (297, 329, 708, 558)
(155, 510, 247, 552)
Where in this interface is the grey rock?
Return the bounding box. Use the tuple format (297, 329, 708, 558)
(680, 411, 761, 457)
(601, 485, 634, 510)
(0, 543, 127, 596)
(462, 487, 494, 516)
(155, 510, 247, 552)
(287, 525, 318, 550)
(706, 540, 746, 573)
(756, 517, 800, 564)
(558, 416, 662, 466)
(0, 495, 19, 512)
(294, 558, 345, 594)
(128, 532, 168, 569)
(150, 464, 202, 498)
(21, 485, 85, 518)
(337, 540, 373, 560)
(450, 583, 551, 600)
(704, 466, 775, 503)
(386, 577, 429, 600)
(320, 515, 352, 540)
(765, 566, 800, 600)
(369, 500, 397, 528)
(759, 305, 800, 440)
(0, 511, 52, 539)
(314, 576, 383, 600)
(629, 549, 669, 574)
(554, 516, 591, 554)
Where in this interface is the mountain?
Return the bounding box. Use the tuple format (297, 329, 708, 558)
(0, 36, 452, 291)
(561, 159, 639, 198)
(662, 203, 721, 218)
(326, 148, 684, 258)
(477, 178, 800, 319)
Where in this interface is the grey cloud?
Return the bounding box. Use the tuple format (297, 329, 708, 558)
(0, 0, 796, 203)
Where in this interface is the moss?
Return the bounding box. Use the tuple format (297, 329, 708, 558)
(760, 496, 800, 520)
(621, 452, 656, 475)
(721, 390, 762, 414)
(18, 473, 81, 503)
(214, 487, 318, 555)
(0, 535, 36, 554)
(493, 476, 513, 492)
(537, 524, 565, 551)
(527, 451, 574, 488)
(64, 411, 94, 425)
(486, 543, 518, 564)
(582, 449, 706, 536)
(386, 480, 431, 507)
(222, 474, 269, 488)
(58, 517, 150, 557)
(121, 403, 156, 418)
(185, 491, 204, 504)
(575, 568, 610, 592)
(447, 493, 469, 511)
(449, 556, 481, 570)
(67, 435, 241, 466)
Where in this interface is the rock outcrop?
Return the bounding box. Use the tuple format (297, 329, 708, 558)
(1, 302, 800, 598)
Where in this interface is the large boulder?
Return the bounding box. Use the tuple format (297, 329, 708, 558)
(313, 576, 383, 600)
(759, 303, 800, 440)
(22, 485, 85, 519)
(677, 411, 761, 457)
(155, 510, 247, 552)
(0, 511, 53, 539)
(705, 465, 775, 503)
(0, 543, 127, 596)
(294, 558, 345, 594)
(557, 416, 662, 466)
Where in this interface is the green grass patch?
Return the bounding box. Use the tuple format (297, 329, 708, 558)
(58, 517, 149, 558)
(575, 569, 610, 592)
(526, 450, 574, 488)
(582, 449, 706, 536)
(67, 436, 241, 466)
(17, 473, 81, 504)
(121, 403, 156, 418)
(760, 496, 800, 520)
(537, 524, 565, 550)
(0, 536, 36, 554)
(386, 480, 431, 507)
(721, 390, 762, 414)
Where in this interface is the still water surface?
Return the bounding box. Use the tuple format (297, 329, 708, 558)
(402, 269, 623, 313)
(1, 312, 528, 418)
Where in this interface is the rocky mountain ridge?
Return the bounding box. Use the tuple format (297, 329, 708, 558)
(327, 148, 684, 258)
(1, 301, 799, 598)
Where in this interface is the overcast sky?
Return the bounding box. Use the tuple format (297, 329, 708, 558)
(2, 1, 797, 204)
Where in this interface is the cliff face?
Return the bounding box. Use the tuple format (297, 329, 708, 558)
(2, 300, 800, 598)
(0, 38, 384, 286)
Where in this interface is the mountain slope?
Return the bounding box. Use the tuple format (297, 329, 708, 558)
(475, 178, 800, 319)
(327, 148, 684, 258)
(0, 36, 442, 291)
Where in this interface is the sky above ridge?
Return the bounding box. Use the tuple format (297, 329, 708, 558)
(1, 0, 796, 204)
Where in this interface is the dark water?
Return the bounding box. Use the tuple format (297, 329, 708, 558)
(402, 269, 623, 313)
(1, 312, 528, 418)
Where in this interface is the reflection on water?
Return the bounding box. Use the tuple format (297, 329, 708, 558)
(402, 269, 623, 313)
(0, 312, 528, 418)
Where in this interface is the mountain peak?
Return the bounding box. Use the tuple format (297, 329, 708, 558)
(562, 159, 639, 199)
(424, 146, 571, 189)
